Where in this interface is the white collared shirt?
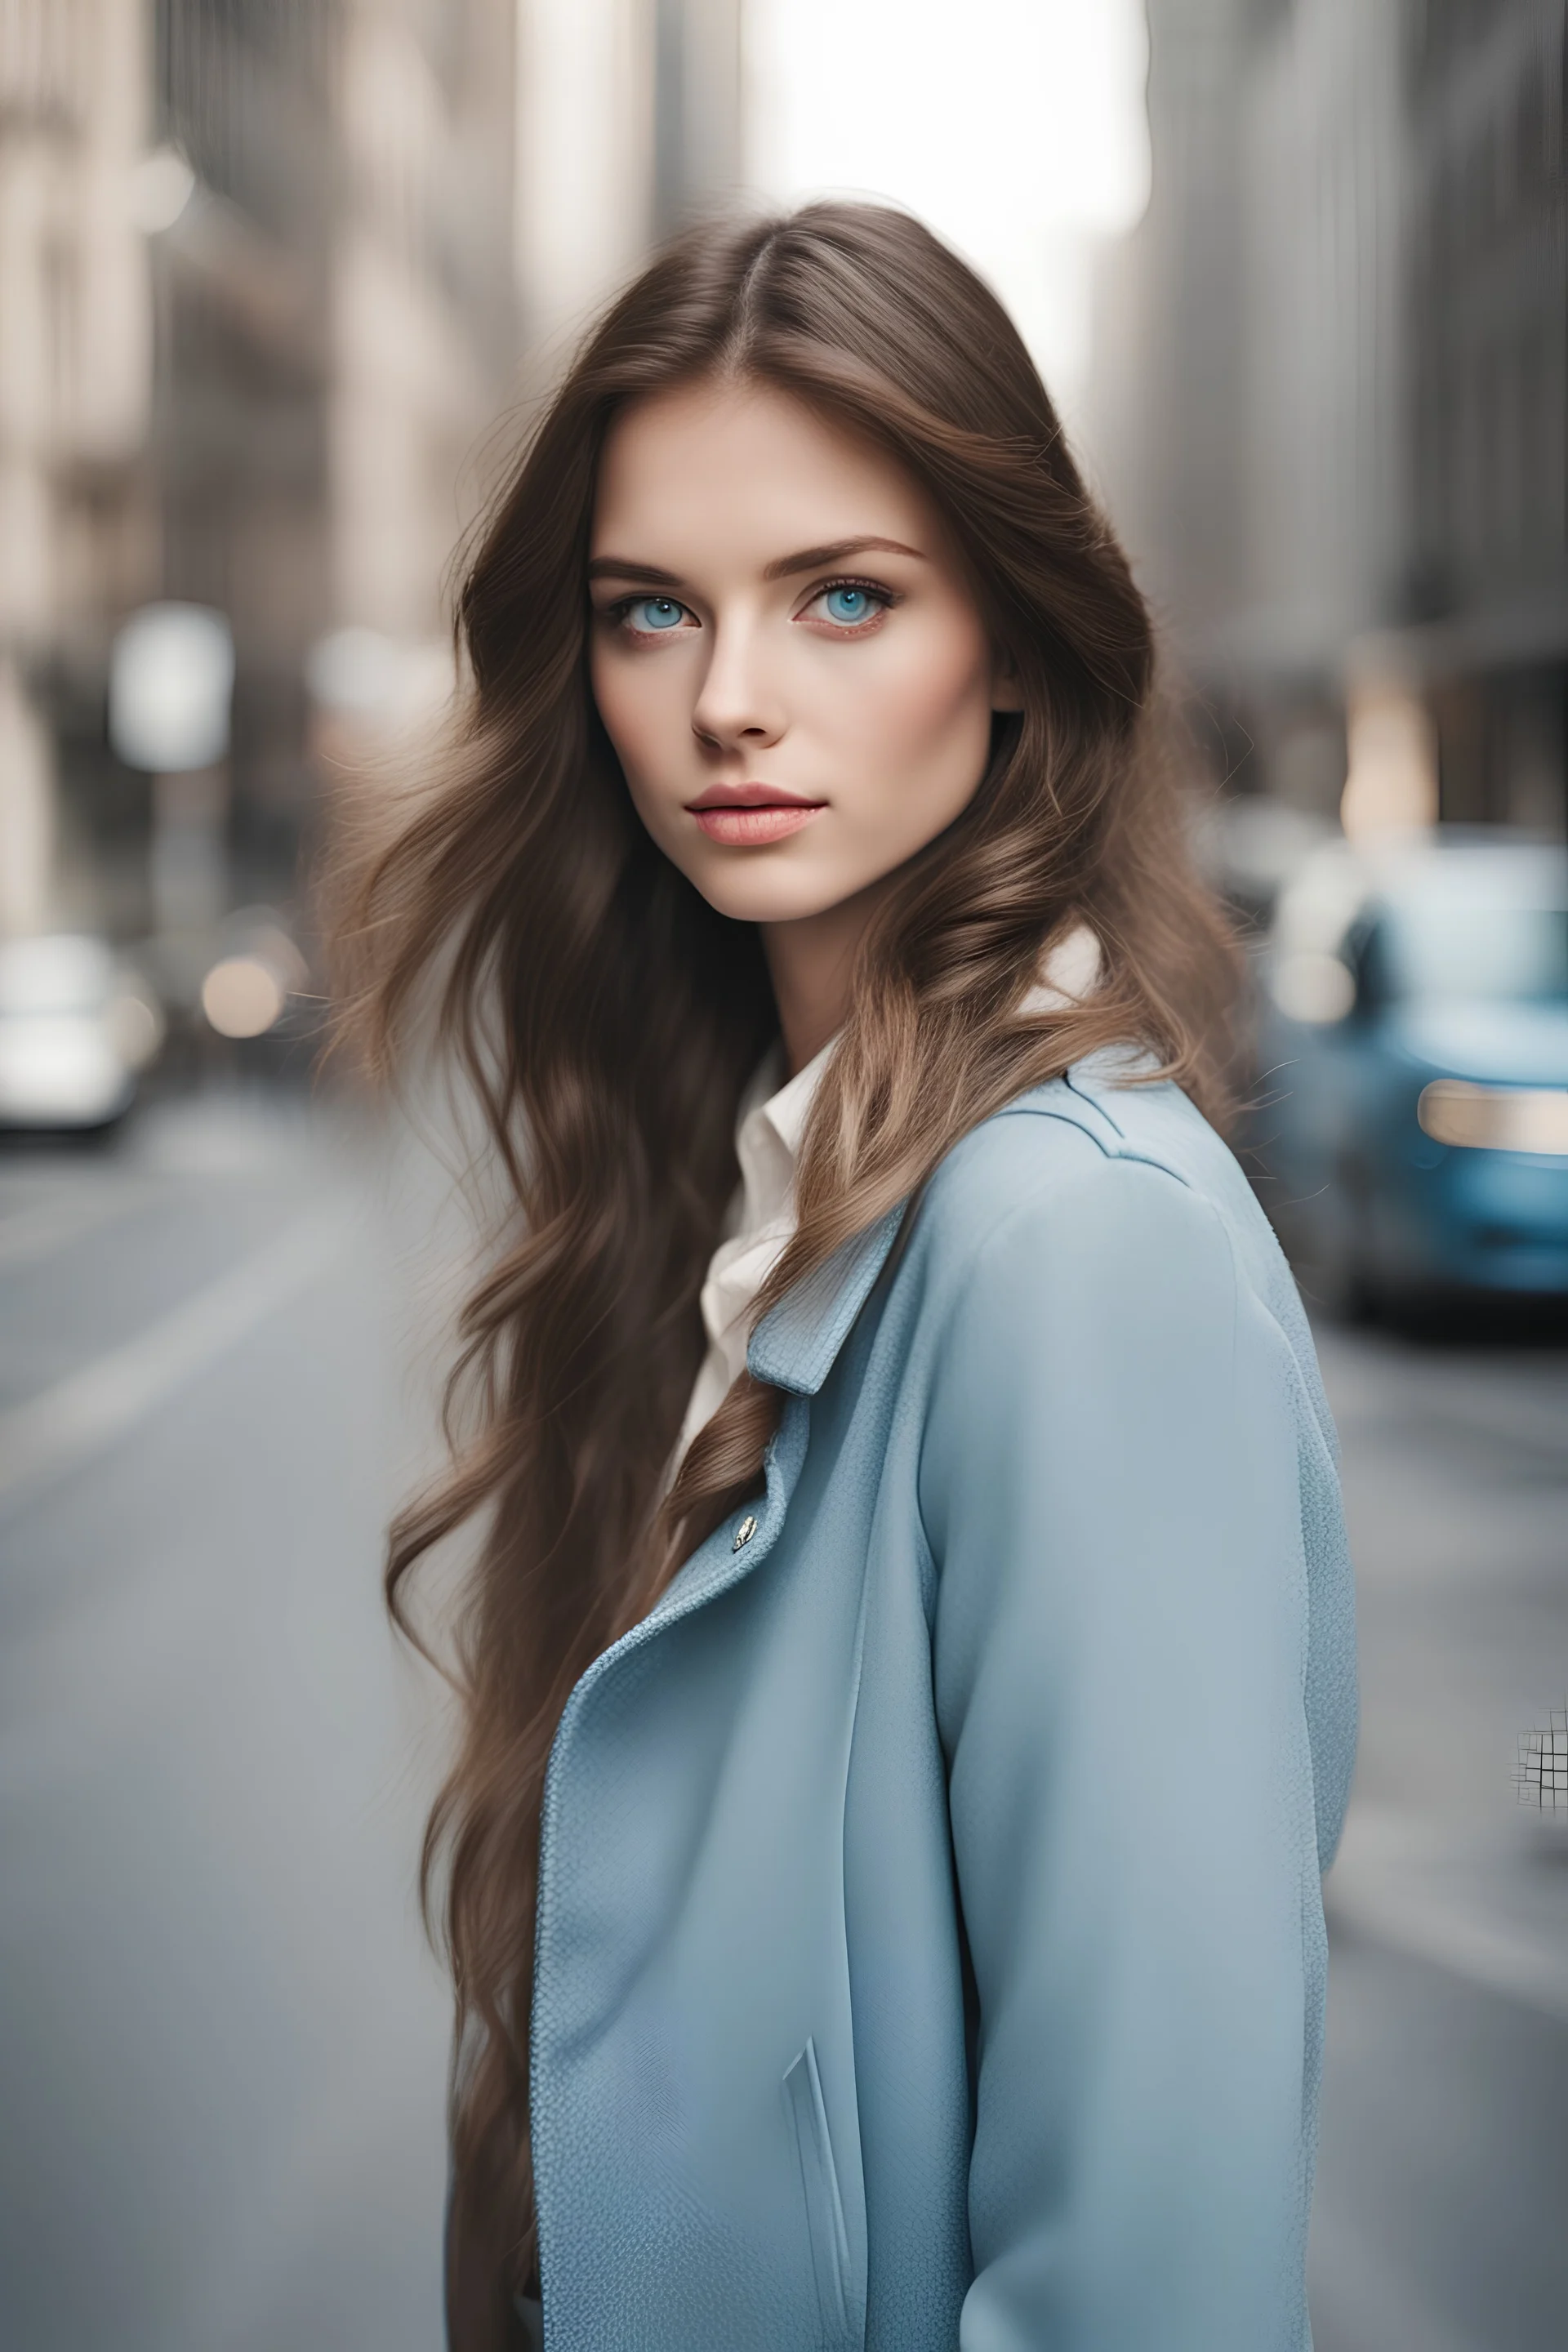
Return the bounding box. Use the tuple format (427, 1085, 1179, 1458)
(671, 924, 1102, 1469)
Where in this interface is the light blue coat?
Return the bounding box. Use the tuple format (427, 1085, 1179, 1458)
(528, 1058, 1357, 2350)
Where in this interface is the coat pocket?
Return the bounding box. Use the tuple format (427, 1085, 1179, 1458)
(783, 2039, 853, 2348)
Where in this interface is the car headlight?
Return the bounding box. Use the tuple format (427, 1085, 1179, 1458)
(1418, 1080, 1568, 1156)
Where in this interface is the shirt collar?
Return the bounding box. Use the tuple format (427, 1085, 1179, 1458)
(733, 1031, 897, 1396)
(732, 1031, 838, 1241)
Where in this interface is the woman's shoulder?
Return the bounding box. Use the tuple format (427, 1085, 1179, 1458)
(916, 1050, 1319, 1389)
(922, 1049, 1241, 1244)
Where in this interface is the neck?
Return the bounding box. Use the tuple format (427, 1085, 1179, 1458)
(760, 875, 893, 1076)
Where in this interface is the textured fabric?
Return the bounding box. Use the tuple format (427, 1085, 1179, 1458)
(675, 923, 1105, 1467)
(527, 1057, 1358, 2352)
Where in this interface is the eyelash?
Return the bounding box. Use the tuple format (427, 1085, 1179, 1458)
(603, 576, 901, 637)
(604, 593, 691, 636)
(806, 576, 899, 629)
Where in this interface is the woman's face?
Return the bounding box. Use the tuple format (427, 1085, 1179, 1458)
(589, 377, 1017, 929)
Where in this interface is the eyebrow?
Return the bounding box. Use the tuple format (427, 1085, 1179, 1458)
(764, 536, 927, 581)
(586, 535, 927, 589)
(586, 556, 684, 586)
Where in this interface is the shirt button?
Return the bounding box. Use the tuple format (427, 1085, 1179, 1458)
(733, 1513, 758, 1552)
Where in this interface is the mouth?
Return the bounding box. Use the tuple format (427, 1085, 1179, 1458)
(684, 783, 827, 846)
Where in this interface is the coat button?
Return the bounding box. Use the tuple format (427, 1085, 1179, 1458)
(733, 1513, 758, 1551)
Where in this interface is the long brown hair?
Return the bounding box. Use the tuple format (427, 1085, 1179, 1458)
(333, 202, 1236, 2345)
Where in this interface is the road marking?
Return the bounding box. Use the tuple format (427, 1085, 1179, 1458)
(1325, 1806, 1568, 2025)
(1326, 1877, 1568, 2025)
(0, 1183, 153, 1272)
(1315, 1328, 1568, 1466)
(0, 1202, 357, 1508)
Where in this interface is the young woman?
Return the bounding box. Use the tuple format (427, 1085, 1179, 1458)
(341, 203, 1356, 2352)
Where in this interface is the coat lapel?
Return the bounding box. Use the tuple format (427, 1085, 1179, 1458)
(746, 1205, 906, 1397)
(545, 1203, 910, 1760)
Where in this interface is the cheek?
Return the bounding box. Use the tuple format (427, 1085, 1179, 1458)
(830, 626, 994, 813)
(588, 648, 639, 773)
(590, 646, 684, 794)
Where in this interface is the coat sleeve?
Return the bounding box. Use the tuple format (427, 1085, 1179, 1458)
(918, 1150, 1327, 2352)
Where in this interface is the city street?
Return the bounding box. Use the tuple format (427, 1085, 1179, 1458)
(1, 1089, 1565, 2352)
(0, 1090, 461, 2352)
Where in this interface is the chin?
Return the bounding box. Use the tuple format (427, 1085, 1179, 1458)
(685, 857, 861, 928)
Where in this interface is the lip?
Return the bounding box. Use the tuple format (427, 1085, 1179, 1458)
(685, 782, 826, 846)
(685, 782, 822, 810)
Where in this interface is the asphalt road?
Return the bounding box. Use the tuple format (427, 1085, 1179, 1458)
(1307, 1313, 1568, 2352)
(0, 1090, 459, 2352)
(1, 1088, 1565, 2351)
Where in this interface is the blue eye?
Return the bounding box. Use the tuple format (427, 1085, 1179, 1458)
(627, 595, 685, 631)
(820, 584, 880, 626)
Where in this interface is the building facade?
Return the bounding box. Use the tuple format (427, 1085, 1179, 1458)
(1092, 0, 1567, 838)
(0, 0, 151, 935)
(154, 0, 341, 931)
(1406, 0, 1568, 829)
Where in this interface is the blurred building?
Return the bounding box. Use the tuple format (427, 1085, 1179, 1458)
(156, 0, 341, 937)
(0, 0, 519, 949)
(1408, 0, 1568, 832)
(0, 0, 745, 974)
(0, 0, 151, 937)
(514, 0, 742, 364)
(1093, 0, 1567, 842)
(320, 0, 520, 795)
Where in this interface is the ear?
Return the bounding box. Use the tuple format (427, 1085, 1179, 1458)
(991, 651, 1025, 714)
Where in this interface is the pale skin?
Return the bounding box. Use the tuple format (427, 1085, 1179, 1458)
(589, 377, 1022, 1074)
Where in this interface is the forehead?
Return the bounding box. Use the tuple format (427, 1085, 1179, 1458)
(590, 377, 939, 562)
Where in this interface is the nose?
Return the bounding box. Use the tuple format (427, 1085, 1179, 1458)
(690, 620, 785, 755)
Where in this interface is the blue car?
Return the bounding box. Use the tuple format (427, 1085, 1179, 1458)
(1255, 831, 1568, 1312)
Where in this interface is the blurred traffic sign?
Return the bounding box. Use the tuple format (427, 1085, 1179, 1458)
(109, 604, 235, 773)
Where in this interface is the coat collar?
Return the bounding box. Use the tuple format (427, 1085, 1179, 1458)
(744, 1049, 1160, 1400)
(746, 1203, 906, 1396)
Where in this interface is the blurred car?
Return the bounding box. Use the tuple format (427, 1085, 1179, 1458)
(1256, 831, 1568, 1311)
(0, 934, 164, 1132)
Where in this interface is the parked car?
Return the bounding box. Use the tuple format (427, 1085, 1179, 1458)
(1255, 831, 1568, 1312)
(0, 934, 163, 1133)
